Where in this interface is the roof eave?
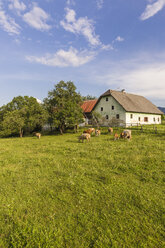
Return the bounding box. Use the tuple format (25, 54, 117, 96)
(126, 110, 164, 115)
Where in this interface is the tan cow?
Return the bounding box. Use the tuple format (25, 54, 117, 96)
(83, 128, 95, 135)
(83, 129, 92, 135)
(78, 133, 91, 142)
(108, 127, 113, 134)
(95, 129, 101, 136)
(34, 132, 41, 139)
(121, 130, 132, 140)
(114, 133, 119, 140)
(88, 128, 95, 134)
(120, 132, 124, 139)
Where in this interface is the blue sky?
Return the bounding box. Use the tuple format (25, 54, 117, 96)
(0, 0, 165, 106)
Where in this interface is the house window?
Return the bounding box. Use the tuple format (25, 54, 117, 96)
(158, 118, 160, 122)
(153, 117, 155, 122)
(106, 97, 108, 101)
(112, 106, 114, 110)
(138, 117, 141, 121)
(101, 107, 103, 111)
(130, 114, 133, 119)
(144, 117, 148, 122)
(106, 115, 109, 119)
(116, 114, 120, 119)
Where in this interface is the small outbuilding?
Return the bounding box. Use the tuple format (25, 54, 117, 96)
(81, 99, 98, 125)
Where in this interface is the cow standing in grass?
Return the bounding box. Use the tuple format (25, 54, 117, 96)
(121, 130, 132, 140)
(114, 133, 119, 140)
(95, 129, 101, 136)
(108, 127, 113, 135)
(83, 128, 95, 135)
(34, 132, 41, 139)
(78, 133, 91, 142)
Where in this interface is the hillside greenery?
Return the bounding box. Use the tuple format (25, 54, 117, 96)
(0, 128, 164, 247)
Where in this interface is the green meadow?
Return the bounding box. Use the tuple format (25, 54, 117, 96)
(0, 128, 164, 247)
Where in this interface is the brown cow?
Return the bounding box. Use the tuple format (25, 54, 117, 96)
(78, 133, 91, 142)
(108, 127, 113, 134)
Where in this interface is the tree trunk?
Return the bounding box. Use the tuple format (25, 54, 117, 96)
(59, 124, 65, 135)
(19, 129, 23, 138)
(59, 127, 63, 135)
(74, 124, 78, 133)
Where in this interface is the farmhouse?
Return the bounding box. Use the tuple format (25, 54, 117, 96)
(81, 89, 163, 127)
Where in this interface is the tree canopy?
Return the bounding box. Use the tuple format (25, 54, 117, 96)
(0, 96, 47, 137)
(82, 95, 97, 101)
(44, 81, 83, 134)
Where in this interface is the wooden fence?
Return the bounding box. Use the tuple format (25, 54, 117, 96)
(115, 123, 165, 135)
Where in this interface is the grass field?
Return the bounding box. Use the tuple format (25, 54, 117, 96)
(0, 128, 164, 247)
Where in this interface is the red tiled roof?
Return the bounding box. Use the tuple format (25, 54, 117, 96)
(81, 99, 97, 113)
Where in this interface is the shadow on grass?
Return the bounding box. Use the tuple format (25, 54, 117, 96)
(65, 140, 79, 143)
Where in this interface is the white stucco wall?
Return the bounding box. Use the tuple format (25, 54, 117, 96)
(126, 112, 162, 126)
(94, 96, 126, 126)
(93, 95, 162, 127)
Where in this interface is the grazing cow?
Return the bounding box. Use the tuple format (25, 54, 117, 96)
(120, 132, 124, 139)
(114, 133, 119, 140)
(121, 130, 132, 140)
(83, 129, 92, 135)
(108, 127, 113, 134)
(78, 133, 91, 142)
(88, 128, 95, 134)
(95, 129, 101, 136)
(83, 128, 95, 135)
(34, 132, 41, 139)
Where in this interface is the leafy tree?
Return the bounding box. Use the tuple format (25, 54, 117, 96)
(91, 111, 102, 127)
(1, 110, 25, 137)
(82, 95, 97, 101)
(0, 96, 47, 137)
(44, 81, 83, 134)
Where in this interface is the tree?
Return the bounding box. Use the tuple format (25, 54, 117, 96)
(0, 96, 47, 137)
(91, 111, 102, 127)
(82, 95, 97, 101)
(1, 110, 25, 137)
(44, 81, 83, 134)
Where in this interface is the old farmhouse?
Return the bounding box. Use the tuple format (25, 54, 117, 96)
(81, 89, 163, 127)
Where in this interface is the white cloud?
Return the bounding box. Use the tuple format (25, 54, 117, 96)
(140, 0, 165, 20)
(8, 0, 26, 12)
(96, 0, 104, 10)
(60, 8, 101, 46)
(118, 65, 165, 100)
(66, 0, 75, 6)
(101, 44, 114, 50)
(23, 4, 51, 31)
(0, 4, 21, 35)
(26, 47, 96, 67)
(94, 58, 165, 103)
(14, 38, 21, 44)
(115, 36, 124, 42)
